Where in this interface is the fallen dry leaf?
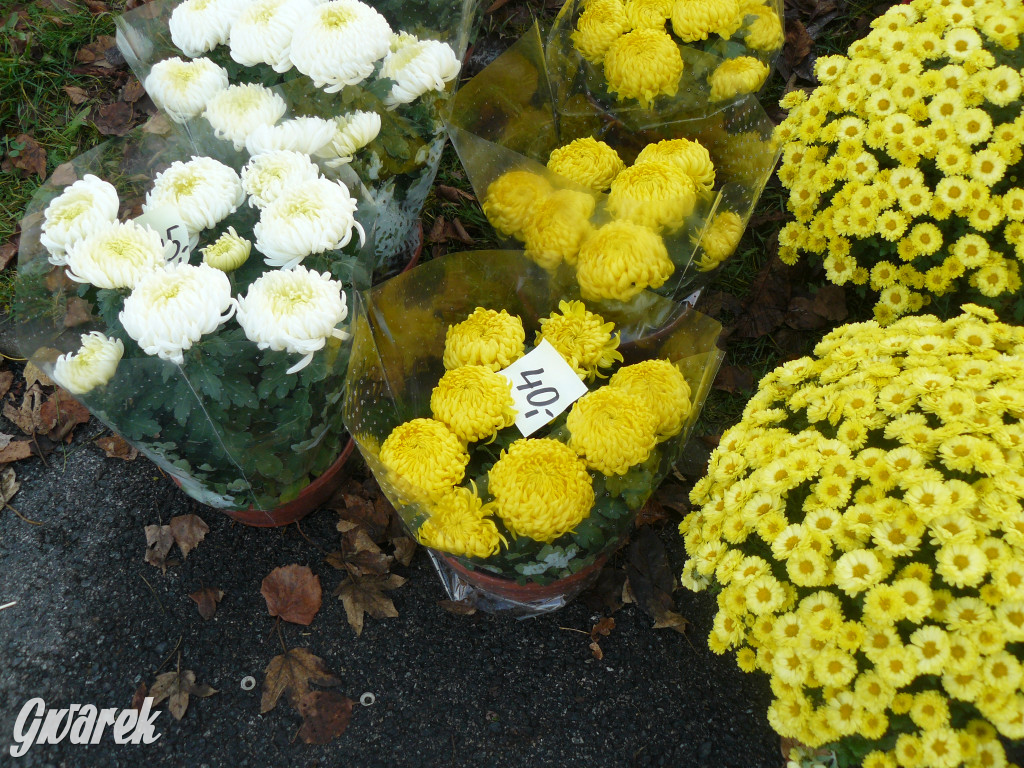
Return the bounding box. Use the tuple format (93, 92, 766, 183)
(2, 134, 47, 180)
(4, 384, 46, 436)
(713, 364, 755, 394)
(63, 297, 94, 328)
(144, 524, 174, 572)
(63, 85, 90, 104)
(581, 568, 626, 614)
(49, 162, 77, 186)
(23, 363, 54, 389)
(335, 573, 405, 635)
(261, 648, 341, 714)
(149, 666, 217, 721)
(435, 184, 475, 203)
(91, 102, 134, 137)
(327, 524, 392, 577)
(95, 433, 139, 461)
(169, 514, 209, 559)
(438, 598, 477, 616)
(130, 682, 148, 711)
(634, 498, 669, 528)
(75, 36, 118, 67)
(627, 526, 689, 635)
(588, 616, 616, 660)
(1, 467, 20, 506)
(0, 242, 17, 271)
(189, 587, 224, 620)
(39, 389, 91, 441)
(333, 491, 390, 541)
(122, 78, 146, 103)
(296, 691, 353, 745)
(392, 537, 417, 567)
(0, 441, 33, 464)
(261, 564, 322, 626)
(0, 371, 14, 401)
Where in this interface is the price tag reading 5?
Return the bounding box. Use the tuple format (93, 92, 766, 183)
(499, 339, 589, 437)
(133, 209, 192, 262)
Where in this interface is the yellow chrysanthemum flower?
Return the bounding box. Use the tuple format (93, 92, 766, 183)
(634, 137, 716, 190)
(575, 219, 675, 301)
(487, 438, 594, 543)
(417, 486, 505, 559)
(696, 210, 745, 270)
(609, 358, 691, 438)
(547, 137, 626, 192)
(430, 365, 517, 443)
(443, 307, 526, 371)
(572, 0, 630, 63)
(482, 171, 552, 238)
(708, 56, 770, 102)
(567, 386, 658, 475)
(602, 28, 684, 107)
(608, 159, 697, 231)
(537, 300, 623, 380)
(521, 189, 595, 270)
(670, 0, 743, 42)
(379, 418, 469, 499)
(623, 0, 673, 29)
(744, 3, 784, 51)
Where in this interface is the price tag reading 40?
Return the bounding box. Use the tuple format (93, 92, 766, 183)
(133, 209, 192, 262)
(499, 339, 589, 437)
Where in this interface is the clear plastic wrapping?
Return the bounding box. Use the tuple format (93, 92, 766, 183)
(449, 25, 780, 317)
(343, 250, 724, 615)
(15, 127, 373, 517)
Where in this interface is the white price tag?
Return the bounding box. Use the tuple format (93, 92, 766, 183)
(682, 288, 702, 309)
(499, 339, 589, 437)
(134, 209, 192, 262)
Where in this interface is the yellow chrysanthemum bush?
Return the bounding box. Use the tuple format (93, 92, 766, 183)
(775, 0, 1024, 324)
(550, 0, 782, 112)
(679, 305, 1024, 767)
(344, 251, 723, 614)
(449, 25, 779, 312)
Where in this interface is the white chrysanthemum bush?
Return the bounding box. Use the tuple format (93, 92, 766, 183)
(680, 305, 1024, 768)
(114, 0, 483, 271)
(15, 129, 372, 514)
(342, 250, 724, 616)
(448, 25, 778, 317)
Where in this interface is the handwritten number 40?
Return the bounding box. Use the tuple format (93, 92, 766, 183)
(516, 368, 558, 419)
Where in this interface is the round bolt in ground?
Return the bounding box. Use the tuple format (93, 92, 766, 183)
(360, 692, 375, 707)
(241, 676, 256, 691)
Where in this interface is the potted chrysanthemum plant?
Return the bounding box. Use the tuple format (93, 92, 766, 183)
(774, 0, 1024, 324)
(545, 0, 783, 124)
(114, 0, 480, 272)
(449, 25, 778, 324)
(680, 304, 1024, 768)
(15, 125, 373, 523)
(343, 250, 723, 615)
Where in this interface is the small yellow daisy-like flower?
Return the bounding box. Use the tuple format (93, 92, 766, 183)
(603, 28, 684, 107)
(708, 56, 770, 102)
(379, 418, 469, 500)
(482, 171, 552, 238)
(567, 386, 658, 475)
(635, 137, 716, 190)
(572, 0, 630, 63)
(521, 189, 595, 270)
(537, 300, 623, 380)
(417, 486, 505, 559)
(609, 358, 691, 439)
(430, 365, 516, 443)
(608, 159, 697, 231)
(575, 219, 675, 301)
(695, 210, 745, 271)
(487, 438, 594, 543)
(547, 138, 626, 193)
(443, 307, 526, 371)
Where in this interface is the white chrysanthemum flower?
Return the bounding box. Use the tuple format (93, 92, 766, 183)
(240, 150, 321, 209)
(144, 156, 244, 237)
(316, 110, 381, 167)
(119, 263, 236, 364)
(144, 57, 229, 123)
(201, 226, 251, 271)
(203, 83, 287, 151)
(39, 174, 120, 265)
(169, 0, 251, 58)
(380, 37, 460, 107)
(64, 220, 168, 289)
(235, 264, 349, 373)
(52, 331, 125, 395)
(230, 0, 314, 73)
(244, 117, 336, 157)
(254, 177, 364, 268)
(289, 0, 392, 92)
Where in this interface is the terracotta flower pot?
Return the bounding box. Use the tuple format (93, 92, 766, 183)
(440, 552, 608, 604)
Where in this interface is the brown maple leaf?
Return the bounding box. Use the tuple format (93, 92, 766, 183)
(3, 383, 46, 436)
(39, 389, 91, 442)
(144, 524, 174, 572)
(2, 134, 47, 180)
(327, 523, 393, 577)
(261, 565, 322, 626)
(169, 514, 209, 559)
(189, 587, 224, 620)
(95, 434, 138, 461)
(149, 665, 217, 721)
(296, 691, 353, 745)
(261, 648, 341, 714)
(334, 574, 405, 635)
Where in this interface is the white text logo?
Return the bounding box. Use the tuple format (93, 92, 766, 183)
(9, 697, 161, 757)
